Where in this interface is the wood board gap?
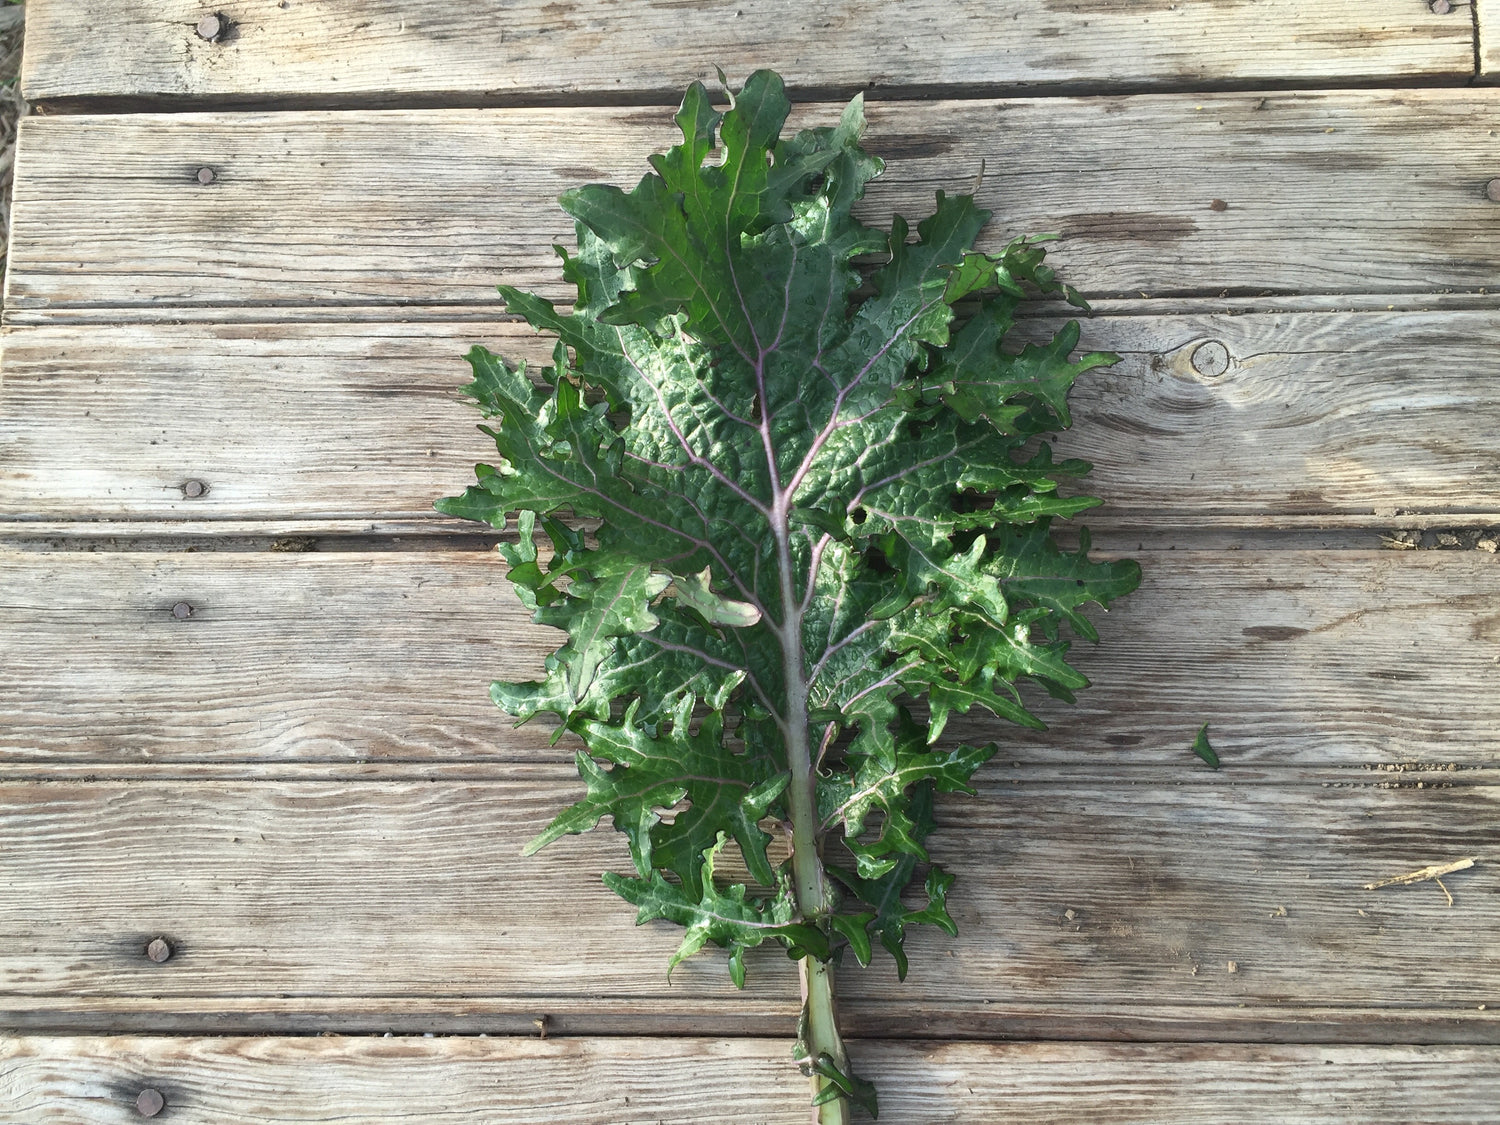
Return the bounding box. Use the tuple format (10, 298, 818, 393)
(0, 766, 1489, 786)
(0, 532, 505, 553)
(26, 73, 1483, 118)
(8, 1011, 1499, 1045)
(13, 289, 1500, 326)
(3, 527, 1497, 553)
(13, 293, 1500, 328)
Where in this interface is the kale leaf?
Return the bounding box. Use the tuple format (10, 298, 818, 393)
(440, 70, 1139, 1121)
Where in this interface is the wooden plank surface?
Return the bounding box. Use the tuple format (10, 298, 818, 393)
(7, 6, 1498, 1115)
(1482, 0, 1500, 80)
(5, 310, 1500, 525)
(10, 91, 1500, 315)
(3, 548, 1500, 768)
(2, 776, 1496, 1037)
(6, 1038, 1500, 1125)
(19, 0, 1476, 106)
(0, 549, 556, 764)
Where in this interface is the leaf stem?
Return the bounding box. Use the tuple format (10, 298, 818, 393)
(801, 955, 852, 1125)
(771, 493, 848, 1121)
(772, 504, 827, 919)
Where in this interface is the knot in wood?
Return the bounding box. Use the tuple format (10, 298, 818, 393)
(1190, 340, 1231, 379)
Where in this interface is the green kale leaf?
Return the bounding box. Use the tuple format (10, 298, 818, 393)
(440, 69, 1139, 1121)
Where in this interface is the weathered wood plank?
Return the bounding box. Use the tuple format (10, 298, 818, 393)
(1481, 0, 1500, 81)
(5, 311, 1500, 525)
(6, 1038, 1500, 1124)
(0, 549, 557, 764)
(1, 778, 1496, 1037)
(19, 0, 1476, 106)
(0, 321, 499, 524)
(3, 549, 1499, 768)
(10, 92, 1500, 312)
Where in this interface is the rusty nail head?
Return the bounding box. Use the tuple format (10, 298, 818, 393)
(196, 167, 216, 185)
(1209, 198, 1228, 212)
(1430, 0, 1452, 13)
(196, 14, 223, 40)
(136, 1088, 166, 1117)
(146, 937, 173, 963)
(172, 601, 194, 620)
(183, 479, 207, 498)
(1487, 178, 1500, 202)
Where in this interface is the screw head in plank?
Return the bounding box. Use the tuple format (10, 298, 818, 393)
(136, 1088, 166, 1117)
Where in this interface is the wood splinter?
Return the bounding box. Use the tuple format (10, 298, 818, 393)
(1364, 857, 1477, 906)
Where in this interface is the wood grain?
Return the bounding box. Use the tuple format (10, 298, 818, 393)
(8, 4, 1496, 1110)
(19, 0, 1476, 105)
(6, 1037, 1500, 1124)
(4, 548, 1499, 768)
(5, 311, 1500, 525)
(0, 549, 559, 764)
(10, 91, 1500, 314)
(1, 777, 1496, 1036)
(1482, 0, 1500, 80)
(0, 1036, 807, 1124)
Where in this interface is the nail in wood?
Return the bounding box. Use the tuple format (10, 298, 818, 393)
(136, 1088, 166, 1117)
(146, 937, 173, 963)
(196, 14, 223, 40)
(172, 602, 194, 620)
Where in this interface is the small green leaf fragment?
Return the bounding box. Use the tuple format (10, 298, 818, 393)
(1192, 722, 1220, 769)
(809, 1054, 879, 1118)
(830, 913, 876, 967)
(672, 566, 762, 627)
